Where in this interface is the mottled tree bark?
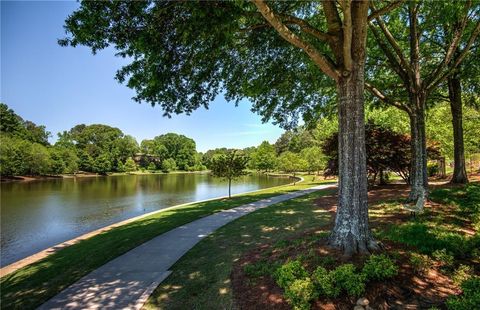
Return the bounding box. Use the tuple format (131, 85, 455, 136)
(329, 64, 377, 255)
(448, 75, 469, 184)
(407, 94, 428, 206)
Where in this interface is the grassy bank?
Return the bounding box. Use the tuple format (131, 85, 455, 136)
(0, 176, 333, 309)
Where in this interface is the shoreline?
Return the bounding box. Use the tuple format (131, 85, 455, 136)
(0, 170, 293, 183)
(0, 170, 210, 183)
(0, 176, 302, 277)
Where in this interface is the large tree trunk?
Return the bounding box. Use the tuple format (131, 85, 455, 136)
(448, 75, 469, 184)
(407, 93, 428, 209)
(329, 64, 377, 255)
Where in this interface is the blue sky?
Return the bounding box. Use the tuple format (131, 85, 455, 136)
(0, 1, 284, 152)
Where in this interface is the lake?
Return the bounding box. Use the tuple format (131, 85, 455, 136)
(0, 173, 291, 266)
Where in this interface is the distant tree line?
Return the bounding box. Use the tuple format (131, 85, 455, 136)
(0, 104, 207, 176)
(2, 103, 478, 182)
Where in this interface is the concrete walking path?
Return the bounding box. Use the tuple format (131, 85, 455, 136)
(38, 183, 334, 310)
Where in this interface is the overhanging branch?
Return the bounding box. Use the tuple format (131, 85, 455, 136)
(251, 0, 340, 81)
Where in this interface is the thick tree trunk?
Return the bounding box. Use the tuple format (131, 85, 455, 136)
(448, 75, 469, 184)
(329, 65, 378, 255)
(407, 94, 428, 209)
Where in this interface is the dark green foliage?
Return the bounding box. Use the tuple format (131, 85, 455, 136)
(93, 153, 112, 175)
(59, 1, 339, 129)
(323, 122, 440, 183)
(244, 260, 279, 279)
(274, 260, 308, 289)
(446, 277, 480, 310)
(362, 254, 398, 281)
(284, 278, 316, 310)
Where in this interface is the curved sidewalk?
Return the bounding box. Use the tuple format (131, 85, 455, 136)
(38, 183, 334, 310)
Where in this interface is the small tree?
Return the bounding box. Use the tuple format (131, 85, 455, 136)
(124, 157, 137, 172)
(147, 162, 156, 172)
(301, 147, 327, 175)
(210, 150, 248, 198)
(278, 151, 307, 179)
(93, 153, 112, 175)
(161, 158, 177, 173)
(251, 141, 277, 172)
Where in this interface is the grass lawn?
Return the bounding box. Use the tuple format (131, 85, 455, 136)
(145, 182, 480, 309)
(0, 175, 333, 310)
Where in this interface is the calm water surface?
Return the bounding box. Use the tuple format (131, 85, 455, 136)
(0, 173, 291, 266)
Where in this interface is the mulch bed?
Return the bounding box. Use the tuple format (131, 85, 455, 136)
(231, 183, 464, 310)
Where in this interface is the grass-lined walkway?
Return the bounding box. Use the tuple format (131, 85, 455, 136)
(0, 176, 334, 310)
(144, 182, 337, 309)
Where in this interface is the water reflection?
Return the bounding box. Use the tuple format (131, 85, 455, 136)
(0, 173, 290, 266)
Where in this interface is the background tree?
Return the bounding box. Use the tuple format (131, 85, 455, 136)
(161, 158, 177, 173)
(365, 1, 480, 205)
(251, 141, 276, 172)
(60, 124, 138, 172)
(301, 146, 326, 175)
(124, 157, 137, 172)
(278, 151, 307, 178)
(93, 153, 112, 175)
(210, 150, 248, 198)
(150, 133, 196, 170)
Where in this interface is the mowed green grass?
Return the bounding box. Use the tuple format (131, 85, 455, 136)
(0, 176, 333, 310)
(144, 185, 336, 309)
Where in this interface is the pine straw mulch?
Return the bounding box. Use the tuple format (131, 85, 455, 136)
(231, 183, 468, 310)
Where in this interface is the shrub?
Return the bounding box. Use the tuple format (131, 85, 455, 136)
(427, 162, 439, 177)
(409, 253, 432, 274)
(330, 264, 366, 297)
(244, 260, 278, 278)
(284, 278, 316, 310)
(311, 266, 340, 298)
(452, 265, 473, 286)
(362, 254, 398, 280)
(275, 260, 308, 289)
(432, 249, 454, 267)
(446, 277, 480, 310)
